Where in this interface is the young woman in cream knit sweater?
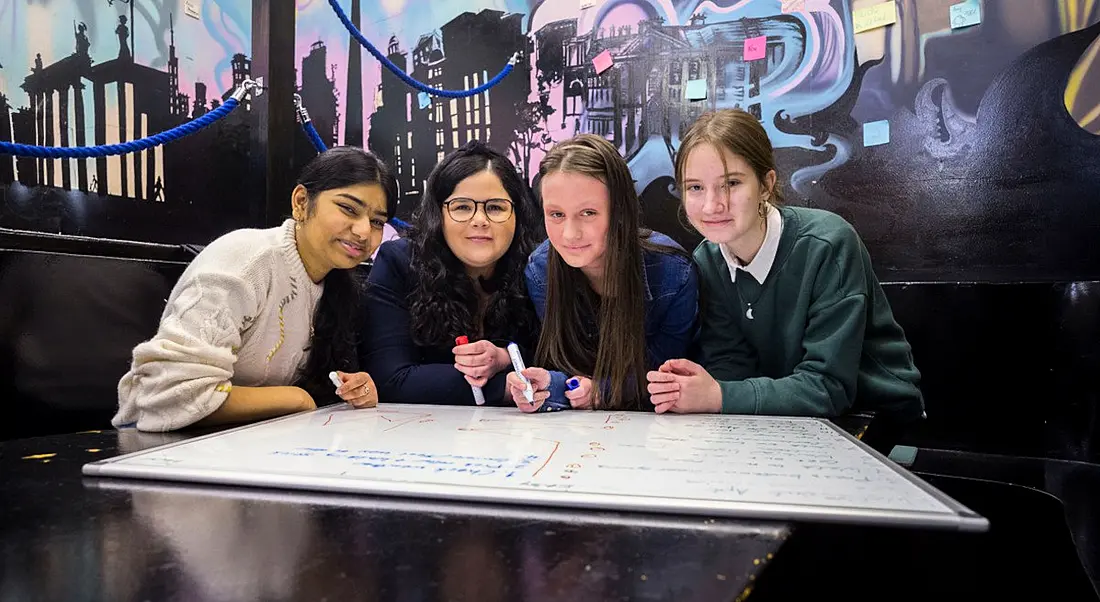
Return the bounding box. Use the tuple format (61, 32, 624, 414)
(115, 147, 397, 432)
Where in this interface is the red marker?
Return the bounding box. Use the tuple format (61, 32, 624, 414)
(455, 336, 486, 405)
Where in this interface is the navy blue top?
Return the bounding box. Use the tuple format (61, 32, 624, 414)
(359, 238, 537, 406)
(524, 231, 699, 409)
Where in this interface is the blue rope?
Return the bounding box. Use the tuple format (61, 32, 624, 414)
(0, 98, 240, 158)
(303, 120, 327, 154)
(327, 0, 517, 99)
(295, 97, 410, 232)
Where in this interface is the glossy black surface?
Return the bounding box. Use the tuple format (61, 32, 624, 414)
(752, 470, 1099, 601)
(0, 430, 788, 602)
(884, 281, 1100, 462)
(911, 449, 1100, 596)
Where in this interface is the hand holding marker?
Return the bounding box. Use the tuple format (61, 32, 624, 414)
(507, 342, 535, 404)
(506, 343, 580, 410)
(561, 378, 580, 411)
(329, 371, 371, 396)
(455, 336, 486, 405)
(327, 371, 378, 409)
(532, 377, 577, 413)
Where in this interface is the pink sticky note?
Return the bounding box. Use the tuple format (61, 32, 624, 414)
(592, 50, 613, 74)
(744, 36, 766, 61)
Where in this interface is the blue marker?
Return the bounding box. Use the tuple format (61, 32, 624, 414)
(538, 378, 579, 413)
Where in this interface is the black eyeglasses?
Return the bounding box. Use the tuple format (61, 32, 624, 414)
(443, 198, 515, 223)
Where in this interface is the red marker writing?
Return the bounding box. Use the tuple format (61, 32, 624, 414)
(455, 336, 486, 405)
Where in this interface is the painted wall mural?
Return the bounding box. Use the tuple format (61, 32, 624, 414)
(0, 0, 254, 244)
(296, 0, 1100, 281)
(3, 1, 1097, 281)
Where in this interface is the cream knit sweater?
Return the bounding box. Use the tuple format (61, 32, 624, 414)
(115, 219, 324, 432)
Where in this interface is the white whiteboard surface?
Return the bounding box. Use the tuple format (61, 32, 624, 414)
(83, 404, 988, 531)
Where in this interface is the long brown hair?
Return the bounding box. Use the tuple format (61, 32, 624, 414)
(675, 109, 783, 207)
(535, 134, 670, 410)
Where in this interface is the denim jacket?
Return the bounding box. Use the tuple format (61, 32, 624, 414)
(524, 231, 699, 410)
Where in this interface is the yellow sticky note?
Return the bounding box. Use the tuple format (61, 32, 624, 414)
(853, 1, 897, 33)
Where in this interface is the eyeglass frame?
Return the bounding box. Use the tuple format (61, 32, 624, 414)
(442, 197, 516, 223)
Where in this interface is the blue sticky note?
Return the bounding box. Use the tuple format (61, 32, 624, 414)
(684, 78, 707, 101)
(417, 91, 431, 109)
(887, 445, 919, 467)
(862, 120, 890, 147)
(949, 0, 981, 29)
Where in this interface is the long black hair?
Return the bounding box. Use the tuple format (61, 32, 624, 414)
(294, 146, 398, 404)
(407, 140, 541, 348)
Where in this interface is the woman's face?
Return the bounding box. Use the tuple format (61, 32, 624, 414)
(293, 182, 388, 281)
(540, 170, 611, 274)
(681, 143, 775, 250)
(441, 168, 517, 278)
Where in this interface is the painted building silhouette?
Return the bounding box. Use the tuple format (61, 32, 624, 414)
(555, 14, 800, 159)
(3, 12, 257, 206)
(19, 20, 170, 201)
(368, 9, 531, 217)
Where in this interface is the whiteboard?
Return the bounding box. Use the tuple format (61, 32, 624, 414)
(83, 404, 988, 531)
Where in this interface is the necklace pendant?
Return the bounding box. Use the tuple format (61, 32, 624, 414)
(746, 303, 754, 320)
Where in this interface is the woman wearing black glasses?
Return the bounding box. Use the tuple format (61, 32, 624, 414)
(359, 141, 542, 405)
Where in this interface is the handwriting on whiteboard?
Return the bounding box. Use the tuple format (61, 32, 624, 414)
(272, 448, 541, 478)
(120, 405, 951, 515)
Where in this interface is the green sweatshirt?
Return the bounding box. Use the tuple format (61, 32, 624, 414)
(692, 205, 925, 422)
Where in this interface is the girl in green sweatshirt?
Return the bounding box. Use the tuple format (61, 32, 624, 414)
(645, 109, 925, 453)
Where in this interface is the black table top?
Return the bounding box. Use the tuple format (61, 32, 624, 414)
(1, 428, 790, 602)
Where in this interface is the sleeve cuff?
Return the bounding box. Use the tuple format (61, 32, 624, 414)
(718, 379, 759, 414)
(537, 370, 572, 412)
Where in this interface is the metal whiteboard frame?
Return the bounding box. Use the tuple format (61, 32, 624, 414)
(83, 407, 990, 532)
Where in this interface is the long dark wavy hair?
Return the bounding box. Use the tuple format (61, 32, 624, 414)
(407, 140, 541, 349)
(535, 134, 681, 410)
(294, 146, 398, 405)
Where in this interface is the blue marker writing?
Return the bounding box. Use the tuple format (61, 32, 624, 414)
(507, 342, 535, 404)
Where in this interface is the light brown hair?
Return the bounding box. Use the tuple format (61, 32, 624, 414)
(535, 134, 665, 410)
(675, 109, 783, 205)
